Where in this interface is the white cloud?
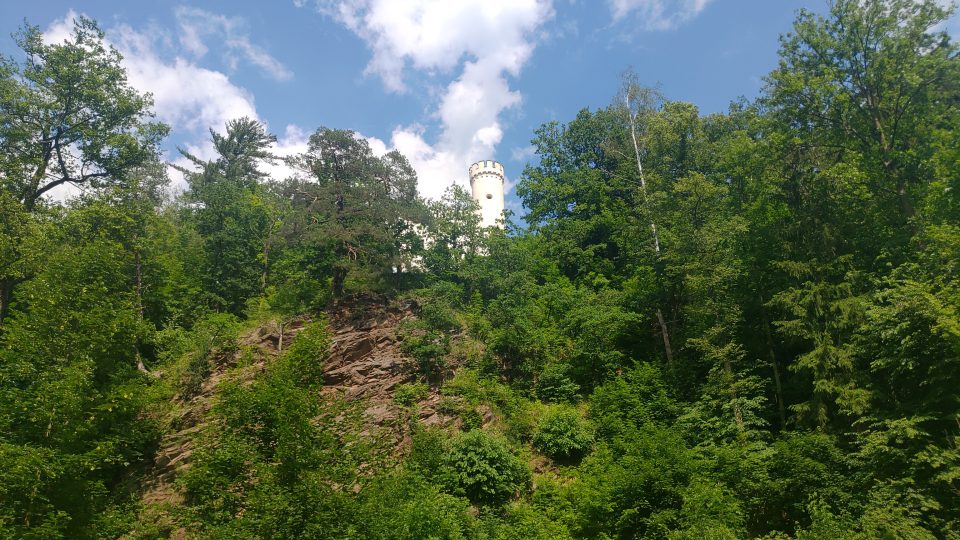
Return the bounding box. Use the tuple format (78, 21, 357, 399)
(363, 134, 389, 157)
(174, 6, 293, 81)
(510, 145, 537, 162)
(112, 24, 260, 136)
(45, 4, 550, 202)
(607, 0, 712, 30)
(41, 9, 77, 44)
(307, 0, 553, 199)
(44, 11, 261, 138)
(261, 124, 311, 181)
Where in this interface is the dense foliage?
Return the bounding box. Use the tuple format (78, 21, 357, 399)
(1, 2, 958, 538)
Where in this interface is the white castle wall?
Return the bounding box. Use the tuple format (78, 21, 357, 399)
(469, 160, 505, 228)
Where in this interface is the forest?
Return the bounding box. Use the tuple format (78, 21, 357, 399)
(0, 0, 958, 538)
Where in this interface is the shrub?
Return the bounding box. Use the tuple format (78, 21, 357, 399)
(398, 288, 463, 382)
(443, 430, 530, 506)
(279, 318, 331, 387)
(460, 407, 484, 431)
(479, 501, 575, 540)
(436, 396, 463, 416)
(501, 400, 537, 443)
(589, 363, 677, 439)
(408, 427, 449, 482)
(176, 312, 241, 398)
(532, 407, 593, 463)
(535, 363, 580, 403)
(394, 382, 429, 407)
(354, 473, 476, 539)
(420, 299, 461, 333)
(399, 322, 450, 382)
(443, 369, 533, 441)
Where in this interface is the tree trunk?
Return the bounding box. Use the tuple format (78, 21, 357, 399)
(724, 358, 745, 434)
(261, 236, 270, 295)
(627, 95, 674, 367)
(760, 301, 787, 429)
(769, 351, 786, 429)
(135, 351, 151, 375)
(655, 308, 674, 368)
(277, 321, 285, 352)
(332, 267, 347, 298)
(897, 180, 915, 221)
(133, 248, 153, 375)
(628, 106, 662, 256)
(0, 278, 11, 330)
(135, 249, 144, 319)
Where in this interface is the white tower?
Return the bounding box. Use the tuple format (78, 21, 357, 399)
(468, 160, 506, 228)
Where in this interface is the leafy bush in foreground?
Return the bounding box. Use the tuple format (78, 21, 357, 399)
(532, 406, 593, 463)
(442, 430, 530, 506)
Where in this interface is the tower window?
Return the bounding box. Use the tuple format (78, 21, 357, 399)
(486, 193, 493, 199)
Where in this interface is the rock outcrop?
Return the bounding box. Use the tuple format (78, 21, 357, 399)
(321, 295, 455, 427)
(138, 294, 456, 513)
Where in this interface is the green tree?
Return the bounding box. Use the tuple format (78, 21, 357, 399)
(0, 202, 163, 538)
(0, 16, 166, 210)
(0, 16, 167, 327)
(176, 117, 276, 313)
(289, 128, 424, 297)
(0, 192, 32, 328)
(766, 0, 958, 253)
(422, 184, 485, 282)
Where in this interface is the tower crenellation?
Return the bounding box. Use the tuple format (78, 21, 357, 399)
(468, 160, 505, 228)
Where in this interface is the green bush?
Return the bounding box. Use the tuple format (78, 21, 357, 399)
(279, 318, 331, 387)
(394, 382, 429, 407)
(408, 427, 449, 482)
(436, 396, 462, 416)
(569, 425, 696, 539)
(535, 363, 580, 403)
(420, 299, 462, 333)
(443, 430, 530, 506)
(589, 363, 677, 440)
(397, 289, 464, 382)
(460, 407, 484, 431)
(532, 407, 593, 463)
(353, 473, 476, 539)
(479, 501, 575, 540)
(177, 312, 242, 398)
(181, 319, 369, 537)
(399, 322, 450, 382)
(443, 369, 534, 441)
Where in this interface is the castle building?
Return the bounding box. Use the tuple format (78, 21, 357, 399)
(468, 160, 506, 228)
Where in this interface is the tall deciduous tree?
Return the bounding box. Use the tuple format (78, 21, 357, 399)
(0, 16, 166, 326)
(0, 16, 166, 210)
(766, 0, 958, 246)
(422, 184, 484, 281)
(616, 72, 676, 367)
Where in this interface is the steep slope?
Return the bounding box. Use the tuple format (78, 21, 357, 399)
(136, 294, 456, 520)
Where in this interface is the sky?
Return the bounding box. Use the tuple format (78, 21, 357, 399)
(1, 0, 958, 213)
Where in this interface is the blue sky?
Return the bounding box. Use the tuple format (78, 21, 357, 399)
(1, 1, 957, 211)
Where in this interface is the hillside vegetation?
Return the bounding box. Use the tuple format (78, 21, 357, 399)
(1, 1, 959, 538)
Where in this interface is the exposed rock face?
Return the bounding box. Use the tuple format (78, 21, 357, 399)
(321, 295, 455, 427)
